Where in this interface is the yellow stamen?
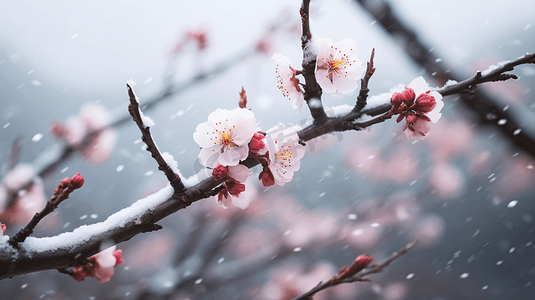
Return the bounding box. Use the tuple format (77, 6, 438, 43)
(331, 59, 345, 70)
(221, 132, 231, 143)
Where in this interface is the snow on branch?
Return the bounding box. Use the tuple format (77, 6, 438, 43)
(127, 84, 185, 192)
(438, 53, 535, 97)
(300, 0, 327, 123)
(8, 173, 85, 247)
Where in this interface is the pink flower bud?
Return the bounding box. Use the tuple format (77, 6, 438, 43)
(249, 132, 266, 154)
(414, 91, 436, 113)
(71, 173, 85, 189)
(0, 223, 6, 235)
(212, 165, 228, 181)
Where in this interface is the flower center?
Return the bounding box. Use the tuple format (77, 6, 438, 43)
(275, 146, 292, 165)
(330, 59, 345, 70)
(221, 132, 231, 143)
(220, 132, 236, 152)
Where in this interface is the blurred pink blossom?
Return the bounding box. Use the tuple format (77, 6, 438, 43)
(429, 163, 465, 200)
(413, 214, 445, 247)
(50, 103, 117, 164)
(424, 118, 475, 164)
(0, 164, 46, 225)
(495, 154, 535, 197)
(382, 281, 409, 300)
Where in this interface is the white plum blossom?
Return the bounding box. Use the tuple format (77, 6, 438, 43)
(265, 125, 306, 186)
(315, 37, 365, 98)
(193, 108, 256, 168)
(273, 53, 304, 113)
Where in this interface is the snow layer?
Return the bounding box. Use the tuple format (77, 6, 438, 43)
(21, 185, 174, 254)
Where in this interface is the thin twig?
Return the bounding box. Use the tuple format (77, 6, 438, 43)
(355, 48, 376, 111)
(290, 241, 418, 300)
(127, 84, 185, 192)
(8, 173, 84, 246)
(354, 0, 535, 158)
(438, 53, 535, 97)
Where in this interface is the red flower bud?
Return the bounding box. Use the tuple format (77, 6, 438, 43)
(259, 169, 275, 187)
(414, 91, 436, 113)
(0, 223, 6, 235)
(59, 177, 71, 187)
(391, 87, 415, 112)
(212, 165, 228, 181)
(227, 181, 246, 196)
(336, 255, 374, 280)
(249, 132, 266, 154)
(71, 173, 85, 189)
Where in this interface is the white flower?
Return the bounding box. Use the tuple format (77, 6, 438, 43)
(265, 124, 306, 186)
(272, 53, 304, 114)
(315, 38, 365, 98)
(193, 108, 256, 168)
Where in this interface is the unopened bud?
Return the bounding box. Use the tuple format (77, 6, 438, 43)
(239, 87, 247, 109)
(337, 255, 374, 280)
(249, 132, 266, 153)
(391, 87, 415, 112)
(212, 165, 228, 181)
(60, 177, 71, 186)
(259, 169, 275, 187)
(414, 91, 436, 113)
(71, 173, 85, 189)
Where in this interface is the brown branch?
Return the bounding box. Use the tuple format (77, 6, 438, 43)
(290, 241, 418, 300)
(300, 0, 327, 124)
(8, 173, 84, 246)
(438, 53, 535, 97)
(2, 52, 531, 279)
(355, 48, 376, 111)
(127, 84, 185, 192)
(354, 0, 535, 158)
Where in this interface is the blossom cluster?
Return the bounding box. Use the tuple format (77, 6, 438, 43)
(273, 36, 444, 139)
(389, 77, 444, 139)
(194, 107, 305, 208)
(50, 103, 117, 164)
(273, 37, 366, 113)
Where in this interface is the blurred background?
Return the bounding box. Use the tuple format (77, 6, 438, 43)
(1, 0, 534, 299)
